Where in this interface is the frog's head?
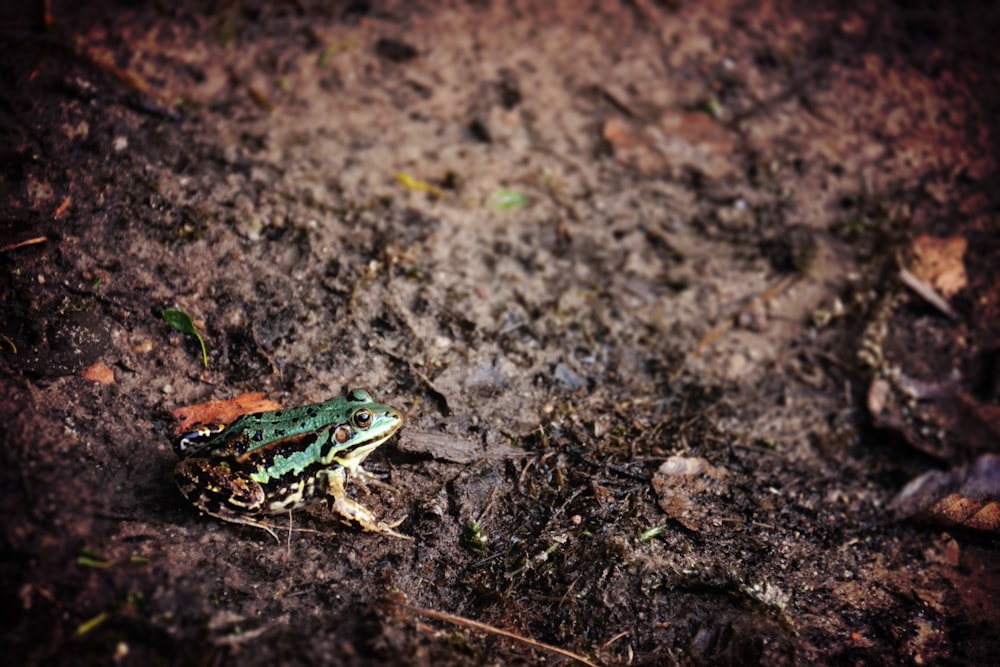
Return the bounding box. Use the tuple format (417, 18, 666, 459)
(334, 388, 403, 473)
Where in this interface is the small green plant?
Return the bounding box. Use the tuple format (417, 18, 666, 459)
(639, 525, 666, 542)
(77, 547, 149, 569)
(162, 308, 208, 367)
(463, 520, 489, 555)
(486, 188, 527, 211)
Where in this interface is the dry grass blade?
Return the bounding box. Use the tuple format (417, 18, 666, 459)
(898, 266, 958, 320)
(0, 236, 47, 253)
(387, 599, 601, 667)
(695, 274, 798, 355)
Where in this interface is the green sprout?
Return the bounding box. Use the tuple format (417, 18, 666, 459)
(77, 548, 149, 569)
(463, 520, 489, 555)
(639, 525, 666, 542)
(486, 188, 527, 211)
(162, 308, 209, 367)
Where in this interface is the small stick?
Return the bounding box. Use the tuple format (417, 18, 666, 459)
(695, 274, 798, 355)
(0, 236, 47, 253)
(898, 266, 958, 320)
(387, 599, 601, 667)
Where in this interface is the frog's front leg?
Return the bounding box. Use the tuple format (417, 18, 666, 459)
(175, 458, 280, 541)
(317, 467, 410, 539)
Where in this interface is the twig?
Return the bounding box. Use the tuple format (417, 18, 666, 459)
(898, 266, 958, 320)
(694, 274, 798, 355)
(387, 599, 601, 667)
(0, 236, 47, 253)
(477, 483, 500, 525)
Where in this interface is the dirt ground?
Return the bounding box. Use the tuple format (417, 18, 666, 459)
(2, 1, 999, 664)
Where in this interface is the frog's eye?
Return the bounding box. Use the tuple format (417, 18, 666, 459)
(352, 408, 373, 430)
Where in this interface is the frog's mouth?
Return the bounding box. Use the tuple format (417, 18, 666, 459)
(337, 420, 401, 474)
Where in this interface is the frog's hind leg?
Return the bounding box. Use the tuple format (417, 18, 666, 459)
(175, 458, 281, 542)
(317, 467, 410, 539)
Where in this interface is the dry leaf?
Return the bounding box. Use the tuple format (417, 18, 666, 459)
(927, 493, 1000, 531)
(890, 454, 1000, 533)
(910, 234, 967, 298)
(172, 392, 281, 434)
(82, 362, 115, 385)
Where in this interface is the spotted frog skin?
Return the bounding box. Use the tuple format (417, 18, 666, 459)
(174, 389, 405, 541)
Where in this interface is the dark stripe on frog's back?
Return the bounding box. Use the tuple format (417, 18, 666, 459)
(200, 400, 350, 457)
(226, 425, 350, 468)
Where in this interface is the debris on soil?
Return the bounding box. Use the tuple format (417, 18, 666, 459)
(2, 2, 999, 665)
(388, 599, 601, 667)
(867, 375, 1000, 461)
(396, 172, 445, 199)
(651, 455, 730, 531)
(602, 110, 737, 180)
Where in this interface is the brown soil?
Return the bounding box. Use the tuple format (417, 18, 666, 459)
(2, 1, 999, 665)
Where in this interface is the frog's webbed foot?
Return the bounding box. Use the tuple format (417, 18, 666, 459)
(318, 468, 411, 540)
(350, 465, 399, 495)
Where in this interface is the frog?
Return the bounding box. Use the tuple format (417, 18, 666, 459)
(173, 388, 407, 541)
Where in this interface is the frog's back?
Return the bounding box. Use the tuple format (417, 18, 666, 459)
(208, 390, 386, 454)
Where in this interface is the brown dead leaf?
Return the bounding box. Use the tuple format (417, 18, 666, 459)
(929, 494, 1000, 532)
(172, 392, 281, 434)
(82, 362, 115, 385)
(890, 454, 1000, 533)
(910, 234, 967, 298)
